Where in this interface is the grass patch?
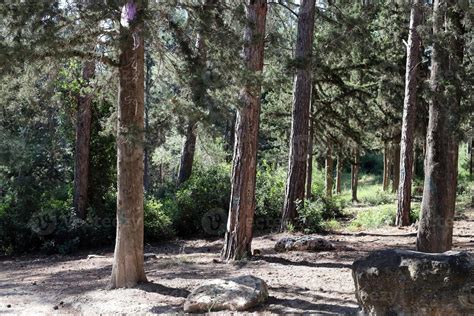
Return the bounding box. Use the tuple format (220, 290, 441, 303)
(348, 203, 420, 231)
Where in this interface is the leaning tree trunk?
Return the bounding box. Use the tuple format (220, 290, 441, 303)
(396, 0, 422, 226)
(325, 140, 334, 198)
(111, 1, 147, 288)
(177, 120, 197, 185)
(416, 0, 464, 253)
(281, 0, 316, 230)
(351, 147, 360, 202)
(221, 0, 267, 261)
(336, 154, 343, 194)
(73, 60, 95, 220)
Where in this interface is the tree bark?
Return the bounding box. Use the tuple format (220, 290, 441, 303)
(325, 140, 333, 198)
(305, 107, 314, 200)
(111, 1, 147, 288)
(416, 0, 464, 252)
(336, 154, 343, 194)
(392, 139, 400, 193)
(396, 0, 423, 226)
(351, 147, 360, 202)
(382, 141, 390, 191)
(73, 60, 95, 220)
(177, 120, 197, 185)
(221, 0, 267, 261)
(281, 0, 316, 230)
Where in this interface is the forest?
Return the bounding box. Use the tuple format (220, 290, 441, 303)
(0, 0, 473, 314)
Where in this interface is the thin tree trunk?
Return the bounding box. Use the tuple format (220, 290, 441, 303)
(351, 147, 360, 202)
(177, 32, 207, 185)
(470, 138, 473, 178)
(336, 154, 343, 194)
(325, 140, 333, 198)
(73, 60, 95, 220)
(392, 139, 400, 193)
(383, 140, 390, 191)
(396, 0, 422, 226)
(305, 109, 314, 200)
(417, 0, 463, 252)
(177, 120, 197, 185)
(111, 1, 147, 288)
(221, 0, 267, 261)
(281, 0, 316, 230)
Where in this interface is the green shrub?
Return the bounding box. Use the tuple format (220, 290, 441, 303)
(144, 198, 175, 241)
(171, 163, 231, 236)
(359, 186, 394, 205)
(296, 195, 345, 233)
(349, 204, 419, 230)
(254, 161, 286, 231)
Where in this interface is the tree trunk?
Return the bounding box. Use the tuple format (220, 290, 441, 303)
(281, 0, 316, 230)
(336, 154, 343, 194)
(305, 107, 314, 200)
(221, 0, 267, 261)
(396, 0, 422, 226)
(392, 139, 400, 193)
(325, 140, 333, 198)
(382, 141, 390, 191)
(416, 0, 463, 253)
(111, 1, 147, 288)
(177, 120, 197, 185)
(73, 61, 95, 220)
(144, 53, 153, 193)
(351, 147, 360, 202)
(470, 137, 473, 178)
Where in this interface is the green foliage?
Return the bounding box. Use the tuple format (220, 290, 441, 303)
(170, 163, 231, 236)
(254, 161, 286, 230)
(349, 204, 419, 231)
(144, 198, 175, 241)
(297, 195, 346, 233)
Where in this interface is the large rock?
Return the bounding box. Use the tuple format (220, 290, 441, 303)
(183, 275, 268, 312)
(275, 236, 335, 252)
(352, 249, 474, 315)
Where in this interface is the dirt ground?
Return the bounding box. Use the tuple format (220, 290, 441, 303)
(1, 207, 472, 315)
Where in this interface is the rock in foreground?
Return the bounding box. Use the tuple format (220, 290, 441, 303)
(352, 249, 474, 315)
(275, 236, 335, 252)
(183, 275, 268, 313)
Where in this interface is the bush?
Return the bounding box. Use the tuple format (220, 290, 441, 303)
(254, 161, 286, 231)
(170, 164, 231, 236)
(144, 198, 175, 241)
(296, 195, 345, 233)
(359, 186, 394, 205)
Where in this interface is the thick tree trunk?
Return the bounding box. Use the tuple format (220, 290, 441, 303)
(325, 140, 333, 198)
(73, 61, 95, 220)
(144, 53, 153, 193)
(281, 0, 316, 230)
(416, 0, 463, 252)
(392, 139, 400, 193)
(221, 0, 267, 261)
(396, 0, 422, 226)
(111, 2, 147, 288)
(177, 120, 197, 185)
(351, 148, 360, 202)
(470, 138, 473, 178)
(336, 154, 343, 194)
(305, 109, 314, 200)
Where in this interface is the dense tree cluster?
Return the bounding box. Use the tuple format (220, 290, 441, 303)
(0, 0, 472, 288)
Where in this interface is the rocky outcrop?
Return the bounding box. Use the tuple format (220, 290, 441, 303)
(183, 275, 268, 312)
(352, 249, 474, 315)
(275, 236, 335, 252)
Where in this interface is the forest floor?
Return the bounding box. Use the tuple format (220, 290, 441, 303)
(1, 206, 473, 315)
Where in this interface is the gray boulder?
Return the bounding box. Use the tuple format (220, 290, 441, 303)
(352, 249, 474, 315)
(183, 275, 268, 312)
(275, 236, 335, 252)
